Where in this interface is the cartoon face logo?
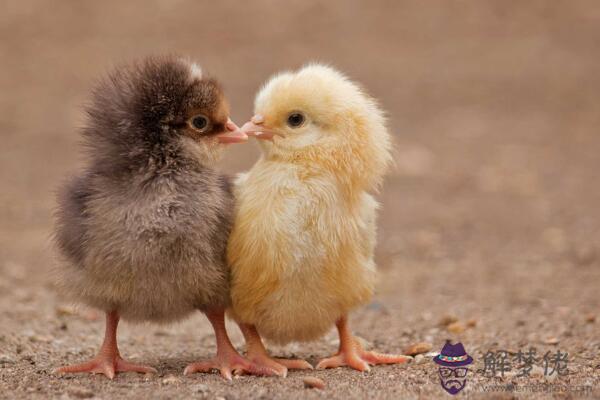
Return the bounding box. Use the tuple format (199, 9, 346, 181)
(434, 341, 473, 395)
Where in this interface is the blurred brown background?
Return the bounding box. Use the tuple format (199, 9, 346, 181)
(1, 1, 598, 399)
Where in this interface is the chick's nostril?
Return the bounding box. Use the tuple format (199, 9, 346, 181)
(251, 114, 264, 124)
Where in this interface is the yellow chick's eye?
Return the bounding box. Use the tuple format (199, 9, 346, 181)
(286, 112, 305, 128)
(188, 114, 210, 132)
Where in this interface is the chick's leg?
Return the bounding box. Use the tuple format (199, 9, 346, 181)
(316, 315, 410, 372)
(55, 311, 156, 379)
(239, 323, 313, 378)
(184, 309, 277, 380)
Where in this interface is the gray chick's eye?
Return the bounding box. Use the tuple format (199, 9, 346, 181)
(287, 112, 305, 128)
(190, 115, 209, 131)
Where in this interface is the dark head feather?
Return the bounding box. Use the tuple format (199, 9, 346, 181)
(82, 56, 228, 175)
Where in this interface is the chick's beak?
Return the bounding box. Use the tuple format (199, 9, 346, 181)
(216, 119, 248, 144)
(241, 114, 284, 142)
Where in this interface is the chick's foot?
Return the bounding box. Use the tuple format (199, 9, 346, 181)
(56, 355, 157, 379)
(239, 323, 313, 378)
(184, 350, 270, 380)
(245, 351, 313, 378)
(316, 315, 410, 372)
(184, 309, 278, 380)
(54, 311, 156, 379)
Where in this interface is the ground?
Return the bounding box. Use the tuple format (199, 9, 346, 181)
(0, 1, 599, 399)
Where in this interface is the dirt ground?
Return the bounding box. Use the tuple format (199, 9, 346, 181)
(1, 1, 599, 399)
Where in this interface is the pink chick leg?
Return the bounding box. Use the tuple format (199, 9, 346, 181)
(184, 309, 277, 380)
(55, 310, 157, 379)
(316, 315, 411, 372)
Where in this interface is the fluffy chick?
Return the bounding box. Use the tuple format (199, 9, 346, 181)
(53, 56, 267, 380)
(228, 64, 410, 375)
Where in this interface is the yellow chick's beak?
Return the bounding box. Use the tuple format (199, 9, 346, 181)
(215, 119, 249, 144)
(240, 114, 285, 142)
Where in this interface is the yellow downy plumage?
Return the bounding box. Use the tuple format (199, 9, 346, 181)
(228, 64, 392, 344)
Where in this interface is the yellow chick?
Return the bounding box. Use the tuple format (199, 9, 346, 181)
(228, 64, 410, 375)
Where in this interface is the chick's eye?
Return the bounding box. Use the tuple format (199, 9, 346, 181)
(190, 115, 209, 131)
(287, 113, 305, 128)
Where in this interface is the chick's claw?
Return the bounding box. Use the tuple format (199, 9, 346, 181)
(183, 359, 234, 380)
(316, 351, 371, 372)
(276, 358, 314, 371)
(362, 351, 412, 365)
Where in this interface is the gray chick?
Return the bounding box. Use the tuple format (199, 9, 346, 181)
(53, 56, 266, 380)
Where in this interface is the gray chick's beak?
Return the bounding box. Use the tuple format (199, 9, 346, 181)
(216, 119, 248, 144)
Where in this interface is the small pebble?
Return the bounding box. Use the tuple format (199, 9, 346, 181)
(439, 315, 458, 326)
(0, 354, 15, 364)
(55, 305, 77, 317)
(543, 337, 559, 345)
(29, 335, 52, 343)
(403, 342, 432, 356)
(21, 354, 35, 364)
(466, 319, 477, 328)
(447, 322, 465, 334)
(303, 376, 326, 389)
(162, 375, 180, 385)
(585, 314, 595, 323)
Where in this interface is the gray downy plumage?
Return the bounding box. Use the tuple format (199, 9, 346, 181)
(53, 56, 237, 323)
